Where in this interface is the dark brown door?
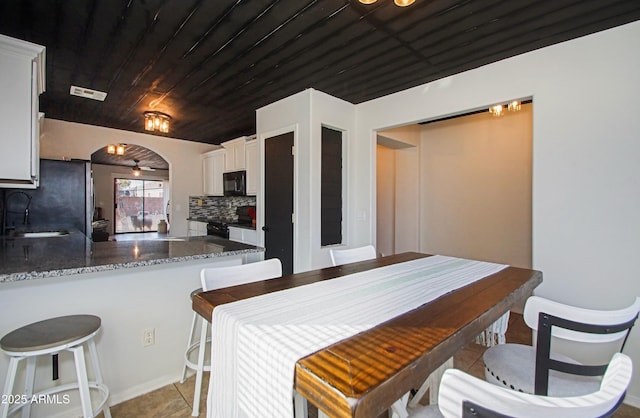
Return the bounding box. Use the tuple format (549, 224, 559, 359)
(264, 132, 294, 275)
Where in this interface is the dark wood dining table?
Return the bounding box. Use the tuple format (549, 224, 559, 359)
(192, 252, 542, 418)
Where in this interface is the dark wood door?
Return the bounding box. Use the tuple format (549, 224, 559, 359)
(264, 131, 294, 275)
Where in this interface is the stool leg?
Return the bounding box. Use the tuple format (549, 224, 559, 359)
(192, 319, 208, 417)
(87, 339, 112, 418)
(1, 357, 21, 418)
(181, 311, 199, 383)
(71, 345, 94, 418)
(21, 356, 36, 418)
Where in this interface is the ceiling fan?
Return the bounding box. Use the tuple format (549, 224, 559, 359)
(132, 159, 155, 176)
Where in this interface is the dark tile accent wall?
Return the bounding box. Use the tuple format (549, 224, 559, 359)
(189, 196, 256, 222)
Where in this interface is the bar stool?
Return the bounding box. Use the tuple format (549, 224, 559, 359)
(180, 288, 211, 381)
(0, 315, 111, 418)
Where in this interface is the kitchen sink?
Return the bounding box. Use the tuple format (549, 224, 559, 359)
(14, 230, 70, 238)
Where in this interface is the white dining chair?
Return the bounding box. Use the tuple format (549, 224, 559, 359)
(403, 352, 632, 418)
(187, 258, 283, 417)
(181, 258, 243, 387)
(329, 245, 377, 266)
(483, 295, 640, 397)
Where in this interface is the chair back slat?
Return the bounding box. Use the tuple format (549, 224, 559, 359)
(530, 299, 640, 396)
(435, 353, 633, 418)
(329, 245, 376, 266)
(200, 258, 283, 291)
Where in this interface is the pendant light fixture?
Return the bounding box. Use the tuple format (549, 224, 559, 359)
(107, 143, 126, 155)
(144, 111, 171, 134)
(358, 0, 416, 6)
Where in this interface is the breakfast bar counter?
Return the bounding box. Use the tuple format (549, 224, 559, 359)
(0, 230, 263, 283)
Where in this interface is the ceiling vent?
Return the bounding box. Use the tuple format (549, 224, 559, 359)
(70, 85, 107, 101)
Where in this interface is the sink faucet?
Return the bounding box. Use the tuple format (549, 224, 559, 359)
(2, 191, 33, 236)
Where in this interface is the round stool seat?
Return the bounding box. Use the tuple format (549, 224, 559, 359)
(1, 315, 100, 353)
(0, 315, 111, 418)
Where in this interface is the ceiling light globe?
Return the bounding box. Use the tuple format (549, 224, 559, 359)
(394, 0, 415, 6)
(359, 0, 378, 4)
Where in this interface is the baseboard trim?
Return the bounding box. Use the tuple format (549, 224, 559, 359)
(624, 393, 640, 409)
(109, 373, 183, 406)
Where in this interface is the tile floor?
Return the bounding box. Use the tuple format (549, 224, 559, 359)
(105, 313, 639, 418)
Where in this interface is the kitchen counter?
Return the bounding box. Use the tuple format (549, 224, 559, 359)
(0, 229, 263, 283)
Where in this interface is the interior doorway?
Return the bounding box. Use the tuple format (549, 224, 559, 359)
(376, 103, 533, 269)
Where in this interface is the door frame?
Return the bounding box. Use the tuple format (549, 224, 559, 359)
(258, 124, 299, 272)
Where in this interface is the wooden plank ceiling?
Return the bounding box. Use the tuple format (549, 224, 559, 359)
(1, 0, 639, 145)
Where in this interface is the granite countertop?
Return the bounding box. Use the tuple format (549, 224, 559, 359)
(0, 229, 264, 283)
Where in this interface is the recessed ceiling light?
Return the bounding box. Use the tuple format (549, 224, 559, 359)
(70, 85, 107, 101)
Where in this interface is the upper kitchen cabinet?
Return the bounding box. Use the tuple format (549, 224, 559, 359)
(202, 148, 225, 196)
(222, 135, 255, 172)
(0, 35, 45, 189)
(245, 139, 258, 196)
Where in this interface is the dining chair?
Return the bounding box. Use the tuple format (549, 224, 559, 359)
(403, 352, 632, 418)
(181, 258, 243, 387)
(483, 295, 640, 397)
(329, 245, 377, 266)
(187, 258, 283, 417)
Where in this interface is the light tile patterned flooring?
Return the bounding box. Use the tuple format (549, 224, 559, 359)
(106, 314, 639, 418)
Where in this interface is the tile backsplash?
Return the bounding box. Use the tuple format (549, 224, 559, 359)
(189, 195, 256, 222)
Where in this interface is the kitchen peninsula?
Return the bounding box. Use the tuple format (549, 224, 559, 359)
(0, 229, 263, 282)
(0, 231, 264, 415)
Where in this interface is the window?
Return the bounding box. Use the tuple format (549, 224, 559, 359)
(114, 178, 164, 233)
(321, 126, 343, 246)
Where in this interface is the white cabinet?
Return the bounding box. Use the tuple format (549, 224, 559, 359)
(188, 220, 208, 237)
(228, 226, 257, 245)
(0, 35, 45, 188)
(202, 148, 225, 196)
(245, 139, 258, 196)
(222, 136, 256, 172)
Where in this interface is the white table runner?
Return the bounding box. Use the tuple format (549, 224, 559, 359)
(207, 255, 507, 418)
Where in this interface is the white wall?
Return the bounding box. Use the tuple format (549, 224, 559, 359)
(418, 104, 532, 267)
(376, 126, 422, 254)
(354, 22, 640, 403)
(256, 89, 356, 271)
(376, 145, 395, 256)
(40, 119, 215, 236)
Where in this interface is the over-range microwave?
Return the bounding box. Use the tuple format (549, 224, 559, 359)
(223, 170, 246, 196)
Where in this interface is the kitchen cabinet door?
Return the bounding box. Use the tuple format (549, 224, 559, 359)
(0, 35, 45, 188)
(245, 139, 258, 195)
(188, 220, 208, 237)
(228, 226, 257, 245)
(222, 136, 252, 172)
(202, 149, 225, 196)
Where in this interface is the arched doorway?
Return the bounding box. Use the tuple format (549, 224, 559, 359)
(90, 144, 170, 238)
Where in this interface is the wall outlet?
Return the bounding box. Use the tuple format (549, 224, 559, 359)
(143, 328, 155, 347)
(197, 199, 203, 206)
